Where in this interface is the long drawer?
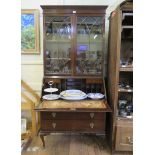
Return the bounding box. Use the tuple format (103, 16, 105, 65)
(41, 120, 105, 132)
(41, 112, 105, 120)
(115, 120, 133, 151)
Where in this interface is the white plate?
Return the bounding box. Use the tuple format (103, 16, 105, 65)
(60, 95, 87, 100)
(87, 93, 105, 100)
(60, 89, 87, 100)
(44, 88, 58, 93)
(60, 89, 86, 97)
(42, 94, 60, 100)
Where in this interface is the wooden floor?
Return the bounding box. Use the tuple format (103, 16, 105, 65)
(21, 134, 132, 155)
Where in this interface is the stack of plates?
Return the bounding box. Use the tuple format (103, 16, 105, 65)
(60, 89, 87, 100)
(87, 93, 105, 100)
(42, 94, 60, 100)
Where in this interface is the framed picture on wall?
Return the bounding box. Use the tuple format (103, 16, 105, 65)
(21, 9, 40, 54)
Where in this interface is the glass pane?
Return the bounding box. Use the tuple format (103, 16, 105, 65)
(76, 16, 104, 75)
(45, 16, 71, 74)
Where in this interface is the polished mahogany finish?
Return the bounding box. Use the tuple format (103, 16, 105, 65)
(42, 5, 107, 76)
(36, 77, 112, 147)
(36, 5, 111, 148)
(41, 112, 105, 120)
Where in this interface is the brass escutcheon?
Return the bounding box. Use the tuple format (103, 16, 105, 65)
(51, 112, 56, 118)
(90, 122, 94, 129)
(52, 123, 56, 128)
(90, 113, 94, 118)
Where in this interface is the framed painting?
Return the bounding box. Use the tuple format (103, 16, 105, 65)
(21, 9, 40, 54)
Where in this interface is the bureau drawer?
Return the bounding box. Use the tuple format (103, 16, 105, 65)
(115, 123, 133, 151)
(41, 120, 105, 132)
(41, 112, 105, 120)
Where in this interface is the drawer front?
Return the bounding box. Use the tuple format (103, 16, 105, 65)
(41, 120, 105, 132)
(115, 125, 133, 151)
(41, 112, 105, 120)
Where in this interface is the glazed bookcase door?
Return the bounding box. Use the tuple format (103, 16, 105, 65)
(76, 16, 104, 75)
(44, 16, 72, 75)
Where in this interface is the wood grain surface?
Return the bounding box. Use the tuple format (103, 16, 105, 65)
(41, 100, 107, 109)
(22, 134, 132, 155)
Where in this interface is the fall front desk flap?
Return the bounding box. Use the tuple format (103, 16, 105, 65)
(39, 100, 109, 110)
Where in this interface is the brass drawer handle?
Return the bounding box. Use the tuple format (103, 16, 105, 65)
(90, 123, 94, 129)
(127, 136, 133, 144)
(90, 113, 94, 119)
(51, 112, 56, 118)
(52, 123, 56, 129)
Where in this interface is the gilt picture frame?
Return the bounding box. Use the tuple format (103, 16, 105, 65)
(21, 9, 40, 54)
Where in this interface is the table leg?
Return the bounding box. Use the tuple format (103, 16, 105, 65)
(40, 134, 45, 148)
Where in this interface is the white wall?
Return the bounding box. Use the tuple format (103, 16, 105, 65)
(21, 0, 124, 93)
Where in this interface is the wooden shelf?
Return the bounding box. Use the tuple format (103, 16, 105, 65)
(46, 58, 71, 60)
(77, 40, 103, 43)
(46, 40, 71, 43)
(77, 58, 103, 61)
(117, 116, 133, 121)
(119, 67, 133, 72)
(46, 40, 103, 43)
(118, 88, 133, 93)
(45, 21, 71, 24)
(122, 25, 133, 29)
(45, 71, 71, 75)
(121, 37, 133, 40)
(122, 12, 133, 18)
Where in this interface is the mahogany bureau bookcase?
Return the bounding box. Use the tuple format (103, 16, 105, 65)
(35, 5, 112, 148)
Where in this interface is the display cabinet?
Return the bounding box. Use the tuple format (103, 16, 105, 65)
(107, 0, 133, 154)
(35, 5, 112, 148)
(43, 5, 106, 76)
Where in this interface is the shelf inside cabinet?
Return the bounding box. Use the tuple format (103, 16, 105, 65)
(117, 116, 133, 121)
(45, 71, 71, 75)
(45, 21, 71, 24)
(122, 25, 133, 29)
(77, 40, 103, 43)
(77, 58, 103, 61)
(46, 58, 71, 60)
(122, 12, 133, 26)
(119, 67, 133, 72)
(122, 13, 133, 18)
(118, 88, 133, 93)
(121, 37, 133, 40)
(46, 40, 71, 43)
